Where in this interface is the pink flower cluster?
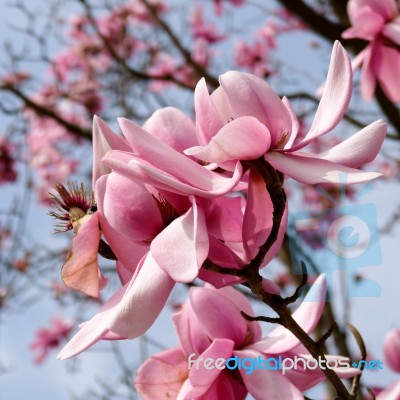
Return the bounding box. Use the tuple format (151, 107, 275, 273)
(53, 42, 387, 398)
(30, 317, 73, 365)
(136, 277, 359, 399)
(234, 10, 305, 77)
(343, 0, 400, 102)
(57, 43, 385, 366)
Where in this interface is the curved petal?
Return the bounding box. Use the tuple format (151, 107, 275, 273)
(102, 172, 163, 241)
(218, 71, 292, 147)
(143, 107, 198, 153)
(376, 42, 400, 103)
(57, 284, 129, 359)
(290, 41, 352, 150)
(342, 6, 385, 40)
(190, 287, 247, 346)
(135, 347, 188, 400)
(384, 329, 400, 373)
(265, 152, 382, 184)
(320, 120, 386, 168)
(107, 252, 175, 338)
(103, 149, 244, 198)
(151, 197, 209, 282)
(281, 96, 300, 149)
(382, 17, 400, 45)
(194, 78, 225, 145)
(206, 196, 243, 243)
(243, 168, 273, 261)
(96, 174, 149, 284)
(360, 44, 377, 101)
(186, 339, 235, 399)
(235, 349, 304, 400)
(61, 213, 102, 298)
(185, 116, 271, 163)
(211, 285, 262, 343)
(92, 116, 131, 188)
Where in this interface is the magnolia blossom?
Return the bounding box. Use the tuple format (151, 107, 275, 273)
(136, 275, 358, 399)
(30, 317, 73, 365)
(342, 0, 400, 102)
(371, 329, 400, 399)
(186, 41, 386, 185)
(58, 110, 282, 359)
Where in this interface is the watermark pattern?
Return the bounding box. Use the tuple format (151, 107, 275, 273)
(188, 354, 384, 376)
(287, 176, 382, 298)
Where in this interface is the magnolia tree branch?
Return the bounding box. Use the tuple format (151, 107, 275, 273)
(204, 157, 353, 399)
(0, 85, 92, 140)
(139, 0, 220, 89)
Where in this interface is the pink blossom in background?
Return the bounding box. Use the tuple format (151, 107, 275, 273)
(212, 0, 245, 16)
(369, 329, 400, 399)
(0, 137, 18, 185)
(342, 0, 400, 102)
(135, 276, 359, 399)
(187, 41, 386, 185)
(191, 4, 226, 44)
(30, 317, 73, 365)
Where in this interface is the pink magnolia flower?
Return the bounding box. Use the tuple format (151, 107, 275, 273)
(30, 317, 73, 365)
(59, 109, 282, 359)
(187, 41, 386, 185)
(191, 5, 226, 44)
(384, 329, 400, 373)
(136, 275, 358, 399)
(342, 0, 400, 102)
(369, 329, 400, 399)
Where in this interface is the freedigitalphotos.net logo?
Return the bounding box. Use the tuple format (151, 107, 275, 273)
(187, 354, 384, 376)
(287, 174, 382, 298)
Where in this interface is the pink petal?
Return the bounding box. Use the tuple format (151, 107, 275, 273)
(235, 349, 304, 400)
(376, 42, 400, 102)
(57, 284, 128, 359)
(281, 96, 300, 149)
(194, 78, 225, 145)
(198, 236, 244, 288)
(185, 116, 271, 163)
(151, 197, 209, 282)
(62, 213, 102, 298)
(360, 44, 377, 101)
(206, 196, 243, 243)
(218, 71, 292, 147)
(211, 285, 262, 343)
(106, 252, 175, 338)
(143, 107, 198, 153)
(265, 152, 382, 184)
(376, 380, 400, 400)
(243, 168, 273, 261)
(384, 329, 400, 373)
(95, 175, 149, 284)
(342, 6, 385, 40)
(190, 287, 247, 346)
(186, 339, 235, 398)
(101, 172, 164, 241)
(135, 347, 188, 400)
(382, 17, 400, 45)
(92, 116, 130, 188)
(250, 274, 327, 354)
(103, 148, 244, 198)
(320, 120, 386, 168)
(291, 41, 352, 150)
